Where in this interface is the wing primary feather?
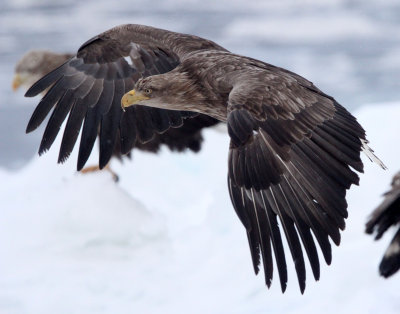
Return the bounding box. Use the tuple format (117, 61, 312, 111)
(26, 76, 65, 133)
(277, 181, 321, 281)
(58, 99, 87, 164)
(244, 189, 266, 279)
(98, 79, 124, 169)
(227, 178, 260, 274)
(276, 156, 333, 265)
(301, 137, 359, 188)
(77, 106, 102, 170)
(248, 188, 273, 287)
(227, 177, 252, 234)
(118, 77, 137, 154)
(98, 80, 115, 114)
(311, 129, 363, 173)
(39, 90, 74, 155)
(322, 120, 362, 149)
(290, 145, 348, 226)
(244, 142, 262, 190)
(58, 77, 103, 165)
(119, 110, 138, 154)
(25, 61, 69, 97)
(287, 160, 342, 245)
(267, 187, 306, 293)
(257, 190, 288, 292)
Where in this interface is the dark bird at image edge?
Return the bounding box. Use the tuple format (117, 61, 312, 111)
(366, 172, 400, 278)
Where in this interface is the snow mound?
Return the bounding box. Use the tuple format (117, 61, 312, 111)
(1, 102, 400, 313)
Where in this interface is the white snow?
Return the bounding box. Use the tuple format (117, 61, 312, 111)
(1, 102, 400, 313)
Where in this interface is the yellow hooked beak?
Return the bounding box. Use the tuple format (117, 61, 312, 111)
(12, 74, 22, 91)
(121, 89, 150, 111)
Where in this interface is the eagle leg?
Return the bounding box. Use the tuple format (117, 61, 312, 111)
(80, 163, 119, 182)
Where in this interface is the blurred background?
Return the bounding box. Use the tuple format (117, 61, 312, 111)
(1, 0, 399, 313)
(1, 0, 399, 170)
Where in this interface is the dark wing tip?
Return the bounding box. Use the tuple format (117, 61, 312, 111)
(25, 87, 38, 98)
(281, 281, 287, 293)
(98, 153, 111, 170)
(324, 249, 332, 265)
(38, 146, 49, 156)
(58, 153, 70, 164)
(25, 81, 45, 97)
(379, 257, 400, 278)
(25, 60, 70, 98)
(26, 120, 36, 133)
(77, 157, 87, 172)
(365, 223, 374, 235)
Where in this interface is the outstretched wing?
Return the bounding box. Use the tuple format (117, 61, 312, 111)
(366, 172, 400, 278)
(227, 64, 366, 293)
(25, 24, 226, 169)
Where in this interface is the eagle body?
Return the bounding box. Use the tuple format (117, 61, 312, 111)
(25, 24, 385, 293)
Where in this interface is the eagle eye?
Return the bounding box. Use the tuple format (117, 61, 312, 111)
(144, 88, 152, 94)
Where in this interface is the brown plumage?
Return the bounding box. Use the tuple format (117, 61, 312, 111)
(366, 172, 400, 278)
(25, 24, 385, 293)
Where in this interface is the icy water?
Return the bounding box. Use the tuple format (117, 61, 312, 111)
(1, 0, 399, 169)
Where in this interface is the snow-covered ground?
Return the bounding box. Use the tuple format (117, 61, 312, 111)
(1, 102, 399, 314)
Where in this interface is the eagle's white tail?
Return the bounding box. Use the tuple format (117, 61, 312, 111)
(361, 139, 387, 170)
